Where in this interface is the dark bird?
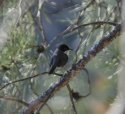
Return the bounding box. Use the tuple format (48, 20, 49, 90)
(49, 44, 71, 74)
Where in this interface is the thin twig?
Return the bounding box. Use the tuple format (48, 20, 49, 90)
(0, 95, 29, 106)
(30, 9, 43, 32)
(82, 68, 91, 97)
(0, 72, 48, 91)
(0, 67, 63, 91)
(36, 103, 54, 114)
(67, 84, 78, 114)
(70, 21, 117, 33)
(45, 104, 54, 114)
(56, 21, 117, 40)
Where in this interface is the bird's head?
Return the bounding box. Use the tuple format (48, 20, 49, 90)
(58, 44, 72, 52)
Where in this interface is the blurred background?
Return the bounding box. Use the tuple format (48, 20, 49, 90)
(0, 0, 121, 114)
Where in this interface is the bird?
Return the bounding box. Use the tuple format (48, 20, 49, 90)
(49, 44, 71, 74)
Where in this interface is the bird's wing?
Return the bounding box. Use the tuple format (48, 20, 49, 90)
(49, 50, 59, 74)
(49, 55, 59, 74)
(51, 54, 58, 67)
(50, 49, 59, 66)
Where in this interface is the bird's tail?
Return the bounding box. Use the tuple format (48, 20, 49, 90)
(49, 65, 56, 74)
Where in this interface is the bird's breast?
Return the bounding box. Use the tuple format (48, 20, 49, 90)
(57, 52, 68, 67)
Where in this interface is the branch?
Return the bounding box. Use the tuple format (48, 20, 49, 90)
(0, 72, 48, 91)
(0, 71, 66, 91)
(45, 104, 54, 114)
(20, 24, 121, 114)
(0, 96, 29, 107)
(60, 21, 117, 37)
(67, 84, 78, 114)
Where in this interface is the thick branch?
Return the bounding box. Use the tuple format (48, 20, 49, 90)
(21, 24, 121, 114)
